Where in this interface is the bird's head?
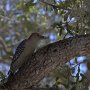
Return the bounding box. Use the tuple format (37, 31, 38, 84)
(27, 33, 48, 49)
(28, 33, 48, 40)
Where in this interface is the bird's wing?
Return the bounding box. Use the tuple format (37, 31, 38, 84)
(11, 39, 27, 64)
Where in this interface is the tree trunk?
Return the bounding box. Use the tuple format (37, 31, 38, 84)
(4, 34, 90, 90)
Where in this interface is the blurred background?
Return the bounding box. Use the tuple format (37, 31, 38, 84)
(0, 0, 90, 89)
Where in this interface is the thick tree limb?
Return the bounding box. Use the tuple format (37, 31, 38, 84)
(5, 34, 90, 90)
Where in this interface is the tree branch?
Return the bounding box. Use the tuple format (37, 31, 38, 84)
(4, 34, 90, 90)
(40, 0, 71, 11)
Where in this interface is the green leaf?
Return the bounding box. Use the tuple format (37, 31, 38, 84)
(71, 67, 75, 73)
(25, 0, 37, 7)
(76, 72, 79, 82)
(78, 65, 80, 73)
(71, 86, 76, 90)
(16, 4, 22, 9)
(56, 78, 62, 84)
(66, 22, 74, 36)
(64, 14, 68, 21)
(28, 0, 34, 4)
(0, 71, 5, 80)
(79, 73, 86, 82)
(23, 1, 37, 12)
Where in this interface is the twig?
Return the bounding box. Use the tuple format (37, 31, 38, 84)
(40, 0, 70, 11)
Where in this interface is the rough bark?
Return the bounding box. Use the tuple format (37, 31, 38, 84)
(4, 34, 90, 90)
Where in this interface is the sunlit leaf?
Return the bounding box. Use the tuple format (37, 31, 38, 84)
(56, 78, 62, 84)
(16, 4, 22, 9)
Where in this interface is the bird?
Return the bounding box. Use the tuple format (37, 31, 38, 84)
(8, 33, 47, 77)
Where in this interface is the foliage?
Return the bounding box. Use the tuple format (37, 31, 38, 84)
(0, 0, 90, 89)
(40, 56, 89, 90)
